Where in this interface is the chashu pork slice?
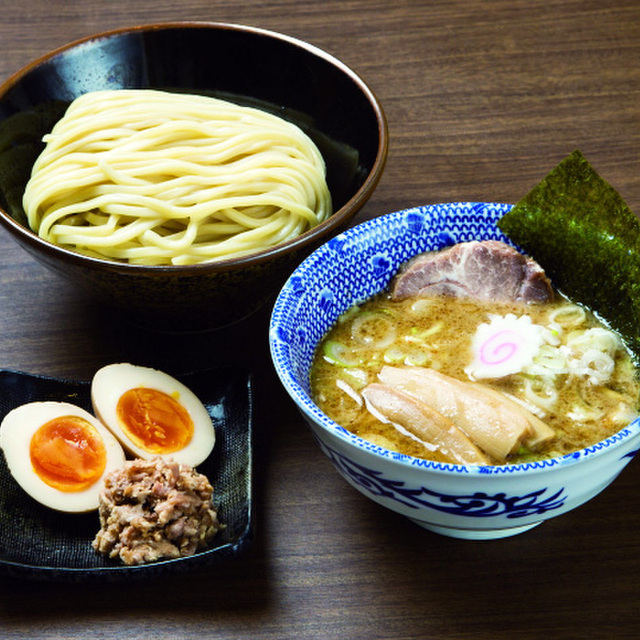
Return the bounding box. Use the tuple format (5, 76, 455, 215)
(390, 240, 553, 304)
(377, 366, 553, 461)
(361, 383, 490, 465)
(469, 382, 555, 450)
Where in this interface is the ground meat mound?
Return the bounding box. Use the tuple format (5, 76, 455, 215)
(92, 456, 222, 565)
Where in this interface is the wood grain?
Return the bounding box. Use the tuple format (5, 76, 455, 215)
(1, 1, 639, 638)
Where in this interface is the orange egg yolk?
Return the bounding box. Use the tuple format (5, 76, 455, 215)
(29, 415, 107, 492)
(116, 387, 194, 454)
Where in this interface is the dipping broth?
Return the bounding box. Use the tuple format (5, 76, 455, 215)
(311, 292, 640, 465)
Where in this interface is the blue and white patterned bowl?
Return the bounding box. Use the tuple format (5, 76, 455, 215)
(269, 202, 640, 539)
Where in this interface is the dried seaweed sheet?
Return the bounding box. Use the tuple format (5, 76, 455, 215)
(498, 150, 640, 358)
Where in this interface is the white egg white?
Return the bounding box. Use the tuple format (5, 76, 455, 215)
(91, 363, 215, 467)
(0, 401, 126, 513)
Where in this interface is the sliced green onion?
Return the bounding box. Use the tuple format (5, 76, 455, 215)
(351, 312, 396, 348)
(337, 305, 361, 324)
(322, 340, 362, 367)
(409, 299, 435, 315)
(404, 322, 444, 345)
(405, 351, 431, 366)
(548, 304, 586, 329)
(383, 346, 408, 364)
(338, 368, 369, 387)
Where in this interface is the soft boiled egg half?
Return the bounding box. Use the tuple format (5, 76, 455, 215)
(91, 363, 215, 467)
(0, 401, 126, 512)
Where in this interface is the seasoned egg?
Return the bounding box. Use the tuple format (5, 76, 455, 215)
(91, 363, 215, 467)
(0, 401, 126, 512)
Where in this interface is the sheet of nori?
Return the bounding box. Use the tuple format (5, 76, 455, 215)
(498, 149, 640, 359)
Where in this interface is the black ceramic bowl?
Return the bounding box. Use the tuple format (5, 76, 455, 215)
(0, 22, 387, 331)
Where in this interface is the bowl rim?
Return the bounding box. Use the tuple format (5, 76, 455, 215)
(0, 20, 388, 275)
(269, 202, 640, 477)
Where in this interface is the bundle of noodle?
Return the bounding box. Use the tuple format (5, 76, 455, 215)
(22, 89, 332, 266)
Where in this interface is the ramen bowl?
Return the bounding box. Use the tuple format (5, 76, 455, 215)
(0, 22, 387, 331)
(269, 202, 640, 540)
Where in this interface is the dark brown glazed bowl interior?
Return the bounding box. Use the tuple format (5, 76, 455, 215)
(0, 22, 387, 331)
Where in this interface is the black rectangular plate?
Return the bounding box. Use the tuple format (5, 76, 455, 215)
(0, 367, 253, 582)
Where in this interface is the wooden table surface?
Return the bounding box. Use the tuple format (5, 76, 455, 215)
(1, 1, 640, 638)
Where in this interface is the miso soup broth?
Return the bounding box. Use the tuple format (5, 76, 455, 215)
(310, 293, 640, 465)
